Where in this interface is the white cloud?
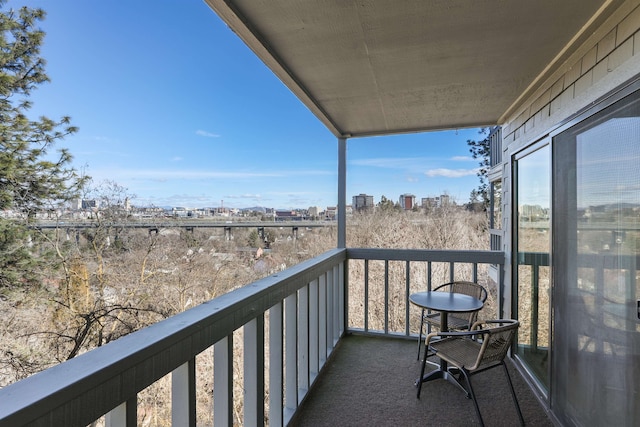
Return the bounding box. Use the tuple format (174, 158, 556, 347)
(451, 155, 474, 161)
(225, 194, 263, 199)
(86, 167, 333, 182)
(128, 170, 282, 179)
(171, 156, 183, 162)
(196, 130, 221, 138)
(425, 168, 479, 178)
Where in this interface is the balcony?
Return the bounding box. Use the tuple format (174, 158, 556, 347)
(0, 248, 551, 426)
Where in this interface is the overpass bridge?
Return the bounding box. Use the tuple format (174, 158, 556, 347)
(30, 219, 334, 240)
(31, 219, 332, 229)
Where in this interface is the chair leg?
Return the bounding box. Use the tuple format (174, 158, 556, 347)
(460, 369, 484, 427)
(417, 308, 424, 360)
(416, 344, 428, 398)
(501, 362, 525, 426)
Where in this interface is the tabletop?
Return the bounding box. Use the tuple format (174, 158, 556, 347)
(409, 291, 483, 313)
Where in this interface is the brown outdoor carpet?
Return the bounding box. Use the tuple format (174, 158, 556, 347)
(290, 334, 553, 427)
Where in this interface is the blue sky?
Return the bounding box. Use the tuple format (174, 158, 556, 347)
(13, 0, 485, 210)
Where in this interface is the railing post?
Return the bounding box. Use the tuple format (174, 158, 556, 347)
(172, 359, 196, 427)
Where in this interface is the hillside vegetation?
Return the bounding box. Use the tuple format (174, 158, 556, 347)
(0, 206, 489, 424)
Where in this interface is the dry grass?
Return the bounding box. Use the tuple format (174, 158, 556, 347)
(0, 207, 490, 425)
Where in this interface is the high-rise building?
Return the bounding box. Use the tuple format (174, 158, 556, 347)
(352, 194, 374, 212)
(399, 194, 415, 210)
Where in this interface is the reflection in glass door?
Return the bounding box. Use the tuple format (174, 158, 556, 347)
(553, 91, 640, 426)
(514, 145, 550, 391)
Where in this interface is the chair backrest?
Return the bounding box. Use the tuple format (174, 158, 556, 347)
(431, 281, 488, 327)
(472, 319, 519, 370)
(433, 281, 488, 303)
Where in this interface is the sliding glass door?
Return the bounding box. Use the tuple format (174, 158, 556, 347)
(514, 144, 551, 391)
(552, 89, 640, 425)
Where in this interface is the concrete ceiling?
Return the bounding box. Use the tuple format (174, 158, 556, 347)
(205, 0, 622, 138)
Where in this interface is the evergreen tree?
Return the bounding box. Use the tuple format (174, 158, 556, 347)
(467, 128, 491, 207)
(378, 195, 398, 212)
(0, 2, 87, 288)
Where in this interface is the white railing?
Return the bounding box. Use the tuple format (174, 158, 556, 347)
(0, 248, 504, 426)
(346, 248, 506, 336)
(0, 249, 346, 427)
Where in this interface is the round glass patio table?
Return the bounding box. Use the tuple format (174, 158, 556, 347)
(410, 291, 484, 395)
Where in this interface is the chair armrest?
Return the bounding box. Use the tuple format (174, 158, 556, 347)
(425, 331, 441, 346)
(435, 329, 489, 340)
(426, 328, 489, 350)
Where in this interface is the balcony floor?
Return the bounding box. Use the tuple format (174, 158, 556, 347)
(291, 334, 553, 426)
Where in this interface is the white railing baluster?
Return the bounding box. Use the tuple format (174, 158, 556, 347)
(318, 273, 327, 367)
(309, 279, 319, 383)
(338, 262, 345, 337)
(214, 336, 233, 426)
(326, 269, 334, 356)
(298, 285, 309, 401)
(332, 264, 340, 342)
(244, 316, 265, 426)
(172, 359, 195, 427)
(284, 293, 298, 424)
(405, 260, 411, 336)
(384, 260, 390, 334)
(105, 398, 136, 426)
(105, 402, 126, 427)
(269, 302, 284, 427)
(364, 259, 369, 332)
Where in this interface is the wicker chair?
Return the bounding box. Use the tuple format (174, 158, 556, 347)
(420, 319, 524, 427)
(416, 281, 488, 359)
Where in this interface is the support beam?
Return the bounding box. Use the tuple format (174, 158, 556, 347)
(337, 137, 347, 248)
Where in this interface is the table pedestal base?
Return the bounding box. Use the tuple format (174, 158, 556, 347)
(415, 367, 469, 398)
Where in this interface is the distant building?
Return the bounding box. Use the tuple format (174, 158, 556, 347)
(352, 193, 374, 212)
(308, 206, 321, 217)
(325, 206, 337, 220)
(81, 199, 98, 210)
(422, 194, 452, 209)
(421, 197, 437, 209)
(275, 210, 301, 221)
(399, 194, 415, 210)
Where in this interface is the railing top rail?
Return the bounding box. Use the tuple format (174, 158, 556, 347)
(0, 248, 346, 427)
(346, 248, 505, 264)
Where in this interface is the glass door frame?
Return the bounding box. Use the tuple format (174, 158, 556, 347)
(511, 138, 552, 399)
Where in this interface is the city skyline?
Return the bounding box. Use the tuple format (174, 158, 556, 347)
(14, 1, 485, 210)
